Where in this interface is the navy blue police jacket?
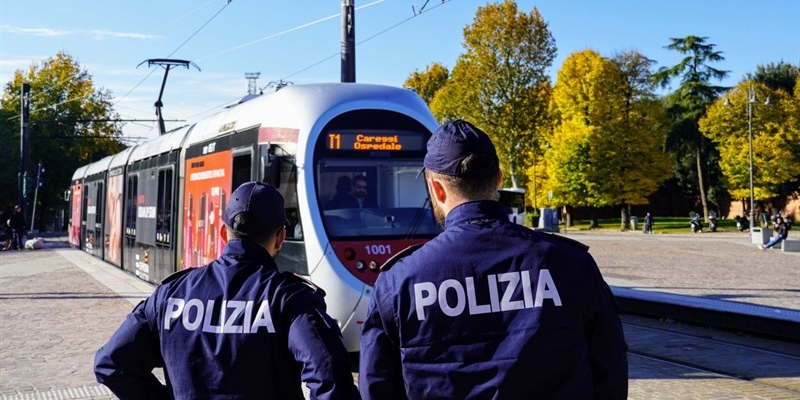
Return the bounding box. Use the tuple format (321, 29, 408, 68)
(359, 201, 628, 399)
(94, 239, 360, 400)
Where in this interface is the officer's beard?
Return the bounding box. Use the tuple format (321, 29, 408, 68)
(432, 201, 446, 228)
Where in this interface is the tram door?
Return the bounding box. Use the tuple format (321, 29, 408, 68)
(83, 178, 105, 257)
(104, 171, 124, 267)
(69, 182, 83, 248)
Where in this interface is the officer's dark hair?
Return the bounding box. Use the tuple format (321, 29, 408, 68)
(226, 211, 283, 243)
(428, 153, 500, 199)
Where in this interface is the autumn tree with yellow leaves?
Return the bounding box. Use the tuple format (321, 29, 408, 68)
(408, 0, 556, 190)
(699, 78, 800, 212)
(541, 49, 671, 228)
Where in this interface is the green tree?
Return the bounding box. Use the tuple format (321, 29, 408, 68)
(543, 49, 670, 228)
(1, 51, 126, 231)
(404, 63, 449, 106)
(700, 80, 800, 211)
(653, 36, 730, 222)
(429, 0, 556, 189)
(610, 51, 673, 226)
(544, 50, 619, 209)
(749, 61, 800, 94)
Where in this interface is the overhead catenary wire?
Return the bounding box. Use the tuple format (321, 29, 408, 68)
(13, 0, 233, 124)
(192, 0, 455, 118)
(12, 0, 455, 142)
(117, 0, 234, 104)
(282, 0, 454, 81)
(186, 0, 456, 128)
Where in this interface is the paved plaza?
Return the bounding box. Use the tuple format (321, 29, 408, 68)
(0, 231, 797, 399)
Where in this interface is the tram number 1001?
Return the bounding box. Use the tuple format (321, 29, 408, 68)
(364, 244, 393, 256)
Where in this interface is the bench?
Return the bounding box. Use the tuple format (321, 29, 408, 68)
(781, 238, 800, 252)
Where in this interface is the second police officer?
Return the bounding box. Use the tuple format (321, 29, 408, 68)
(95, 182, 360, 399)
(359, 120, 629, 399)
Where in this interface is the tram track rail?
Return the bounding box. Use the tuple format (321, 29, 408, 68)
(622, 315, 800, 396)
(613, 286, 800, 342)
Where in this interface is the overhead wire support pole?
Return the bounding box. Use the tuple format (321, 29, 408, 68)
(341, 0, 356, 83)
(19, 83, 30, 218)
(137, 59, 200, 135)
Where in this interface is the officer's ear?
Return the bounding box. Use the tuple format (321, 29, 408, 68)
(429, 178, 447, 204)
(220, 224, 228, 245)
(270, 226, 287, 257)
(496, 170, 503, 190)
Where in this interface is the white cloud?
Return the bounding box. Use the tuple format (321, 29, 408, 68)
(0, 24, 161, 40)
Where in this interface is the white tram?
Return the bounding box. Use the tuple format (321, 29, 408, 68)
(68, 83, 442, 351)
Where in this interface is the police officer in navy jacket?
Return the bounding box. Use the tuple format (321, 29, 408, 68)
(95, 182, 360, 399)
(359, 120, 628, 399)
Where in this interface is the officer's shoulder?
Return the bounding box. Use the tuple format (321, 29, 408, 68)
(161, 267, 195, 284)
(285, 272, 326, 296)
(380, 243, 425, 272)
(543, 232, 590, 252)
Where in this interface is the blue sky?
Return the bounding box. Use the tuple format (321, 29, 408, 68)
(2, 0, 799, 143)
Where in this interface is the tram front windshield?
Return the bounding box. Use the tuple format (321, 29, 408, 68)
(317, 158, 441, 239)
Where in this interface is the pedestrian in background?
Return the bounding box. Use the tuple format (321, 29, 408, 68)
(95, 182, 360, 399)
(359, 120, 628, 399)
(760, 215, 790, 250)
(643, 212, 654, 234)
(8, 205, 26, 250)
(1, 206, 13, 251)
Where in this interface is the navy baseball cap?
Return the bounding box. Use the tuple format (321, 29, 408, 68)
(422, 119, 499, 176)
(224, 182, 288, 233)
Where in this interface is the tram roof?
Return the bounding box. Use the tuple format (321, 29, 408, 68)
(128, 124, 192, 164)
(84, 155, 114, 177)
(108, 146, 137, 171)
(183, 83, 437, 148)
(71, 164, 89, 181)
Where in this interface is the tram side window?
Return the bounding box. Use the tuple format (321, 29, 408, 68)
(157, 169, 173, 245)
(233, 154, 252, 191)
(81, 187, 88, 227)
(95, 182, 104, 229)
(283, 159, 302, 240)
(125, 175, 138, 236)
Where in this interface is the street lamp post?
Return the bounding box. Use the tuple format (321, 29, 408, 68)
(725, 83, 769, 235)
(746, 85, 756, 233)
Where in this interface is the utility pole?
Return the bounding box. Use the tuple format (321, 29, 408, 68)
(30, 163, 44, 232)
(341, 0, 356, 82)
(19, 83, 30, 218)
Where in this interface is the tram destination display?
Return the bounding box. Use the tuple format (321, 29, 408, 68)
(327, 130, 425, 152)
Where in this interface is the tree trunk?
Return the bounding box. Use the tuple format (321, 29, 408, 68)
(620, 205, 629, 230)
(508, 153, 519, 188)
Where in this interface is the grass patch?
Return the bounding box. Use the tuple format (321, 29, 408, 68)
(563, 216, 746, 234)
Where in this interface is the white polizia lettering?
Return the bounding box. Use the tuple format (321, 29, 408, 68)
(164, 297, 275, 333)
(413, 269, 562, 320)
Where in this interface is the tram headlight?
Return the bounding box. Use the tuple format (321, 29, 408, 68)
(368, 260, 378, 271)
(355, 260, 365, 271)
(343, 247, 356, 261)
